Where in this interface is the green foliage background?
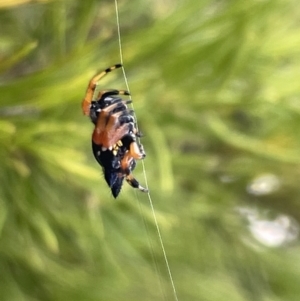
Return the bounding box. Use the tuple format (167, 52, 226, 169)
(1, 0, 300, 300)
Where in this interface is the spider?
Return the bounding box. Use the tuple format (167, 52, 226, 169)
(82, 64, 148, 198)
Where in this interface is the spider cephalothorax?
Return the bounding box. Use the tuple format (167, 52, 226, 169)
(82, 64, 148, 198)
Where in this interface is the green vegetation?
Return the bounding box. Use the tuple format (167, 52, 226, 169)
(1, 0, 300, 300)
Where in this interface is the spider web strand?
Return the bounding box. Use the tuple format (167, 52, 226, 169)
(114, 2, 179, 301)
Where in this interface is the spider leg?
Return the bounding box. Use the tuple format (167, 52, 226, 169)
(97, 89, 130, 100)
(130, 141, 146, 159)
(120, 140, 145, 174)
(126, 174, 148, 193)
(122, 128, 146, 159)
(82, 64, 122, 115)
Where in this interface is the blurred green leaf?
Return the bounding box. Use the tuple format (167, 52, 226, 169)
(1, 0, 300, 300)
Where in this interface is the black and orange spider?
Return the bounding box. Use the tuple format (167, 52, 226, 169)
(82, 64, 148, 198)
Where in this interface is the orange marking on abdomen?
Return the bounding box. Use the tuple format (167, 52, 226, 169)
(92, 130, 112, 148)
(92, 123, 130, 148)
